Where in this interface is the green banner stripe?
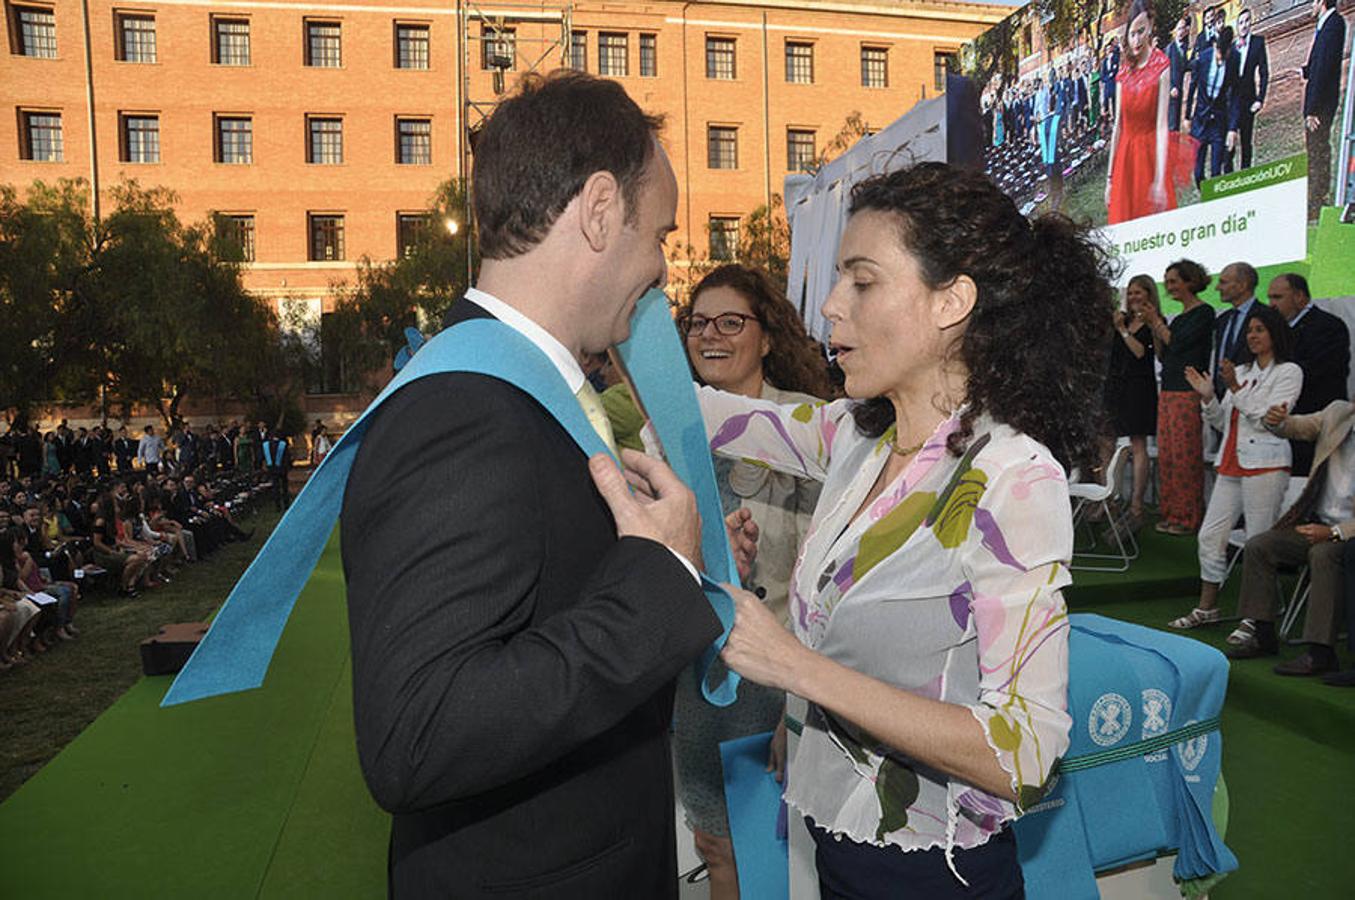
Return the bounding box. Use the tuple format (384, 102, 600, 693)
(1057, 717, 1221, 773)
(1201, 153, 1307, 201)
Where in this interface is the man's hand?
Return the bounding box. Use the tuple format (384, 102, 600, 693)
(589, 450, 702, 569)
(1264, 402, 1288, 428)
(1226, 130, 1238, 152)
(1250, 101, 1261, 114)
(725, 508, 759, 582)
(1306, 115, 1320, 132)
(1296, 524, 1333, 545)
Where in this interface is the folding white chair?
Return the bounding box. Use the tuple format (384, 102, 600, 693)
(1070, 443, 1138, 571)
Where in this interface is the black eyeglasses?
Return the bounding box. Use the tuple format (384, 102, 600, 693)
(679, 311, 761, 337)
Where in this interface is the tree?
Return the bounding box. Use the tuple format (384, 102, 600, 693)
(322, 179, 476, 377)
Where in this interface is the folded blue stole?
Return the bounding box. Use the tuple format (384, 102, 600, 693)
(162, 289, 740, 708)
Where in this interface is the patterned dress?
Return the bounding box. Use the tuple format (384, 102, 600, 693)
(699, 389, 1072, 868)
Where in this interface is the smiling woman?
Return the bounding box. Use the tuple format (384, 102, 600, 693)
(699, 163, 1115, 897)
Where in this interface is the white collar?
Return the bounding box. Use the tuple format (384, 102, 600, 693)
(1318, 8, 1334, 31)
(1290, 303, 1314, 327)
(464, 287, 585, 392)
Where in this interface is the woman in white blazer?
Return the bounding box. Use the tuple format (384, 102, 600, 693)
(1171, 304, 1303, 629)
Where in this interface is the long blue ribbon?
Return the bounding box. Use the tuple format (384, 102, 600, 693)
(162, 290, 739, 708)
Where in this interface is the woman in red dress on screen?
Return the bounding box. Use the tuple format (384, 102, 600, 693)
(1105, 0, 1189, 224)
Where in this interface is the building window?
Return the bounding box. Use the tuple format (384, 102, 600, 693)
(785, 41, 812, 84)
(709, 216, 739, 261)
(19, 110, 62, 161)
(396, 117, 431, 165)
(212, 17, 249, 65)
(568, 30, 586, 71)
(305, 20, 341, 67)
(217, 214, 255, 261)
(310, 311, 357, 394)
(706, 37, 735, 80)
(639, 33, 656, 78)
(707, 125, 737, 170)
(116, 13, 156, 63)
(395, 23, 429, 69)
(861, 46, 888, 88)
(307, 116, 343, 164)
(215, 115, 252, 164)
(309, 214, 345, 261)
(397, 212, 430, 258)
(787, 129, 815, 172)
(12, 5, 56, 57)
(598, 32, 626, 77)
(481, 26, 515, 70)
(934, 51, 957, 94)
(120, 113, 160, 163)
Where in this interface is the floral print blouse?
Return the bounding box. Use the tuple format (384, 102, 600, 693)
(700, 389, 1073, 867)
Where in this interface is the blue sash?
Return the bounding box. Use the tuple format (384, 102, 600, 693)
(162, 289, 740, 708)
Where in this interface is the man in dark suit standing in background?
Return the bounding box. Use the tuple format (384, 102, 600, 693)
(1189, 24, 1239, 184)
(1212, 261, 1264, 400)
(1228, 7, 1269, 171)
(342, 71, 727, 898)
(1268, 272, 1350, 474)
(1298, 0, 1348, 220)
(1168, 15, 1193, 131)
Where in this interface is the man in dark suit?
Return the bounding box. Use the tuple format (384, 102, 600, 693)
(177, 423, 201, 475)
(1189, 25, 1239, 184)
(1212, 260, 1264, 399)
(342, 71, 726, 898)
(1267, 272, 1350, 474)
(1167, 15, 1193, 131)
(113, 425, 137, 473)
(1228, 7, 1269, 171)
(1100, 39, 1120, 120)
(1298, 0, 1348, 220)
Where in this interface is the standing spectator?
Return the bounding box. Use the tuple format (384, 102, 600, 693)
(1212, 261, 1263, 399)
(1297, 0, 1347, 220)
(136, 424, 165, 475)
(1173, 306, 1302, 629)
(42, 432, 62, 478)
(1189, 25, 1238, 186)
(310, 422, 333, 466)
(178, 423, 201, 474)
(233, 422, 257, 473)
(16, 424, 42, 478)
(55, 421, 74, 473)
(1167, 16, 1193, 132)
(261, 431, 292, 511)
(94, 426, 112, 477)
(73, 428, 97, 477)
(113, 426, 137, 473)
(209, 424, 233, 471)
(253, 421, 269, 471)
(1101, 36, 1120, 121)
(1106, 275, 1160, 527)
(1228, 7, 1269, 171)
(1268, 272, 1350, 475)
(1144, 259, 1216, 534)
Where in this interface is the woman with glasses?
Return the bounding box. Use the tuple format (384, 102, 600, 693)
(702, 163, 1109, 896)
(663, 264, 832, 899)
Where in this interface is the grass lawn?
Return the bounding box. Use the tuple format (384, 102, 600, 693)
(0, 508, 281, 803)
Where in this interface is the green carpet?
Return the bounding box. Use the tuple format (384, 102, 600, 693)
(2, 523, 1352, 897)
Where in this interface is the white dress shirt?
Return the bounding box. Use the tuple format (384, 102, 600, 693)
(1317, 429, 1355, 526)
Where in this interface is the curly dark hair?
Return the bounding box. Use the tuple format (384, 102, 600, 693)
(846, 162, 1115, 474)
(686, 264, 834, 398)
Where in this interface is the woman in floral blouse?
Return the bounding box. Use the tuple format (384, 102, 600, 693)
(712, 163, 1114, 896)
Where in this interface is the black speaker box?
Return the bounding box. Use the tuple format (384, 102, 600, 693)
(140, 622, 210, 676)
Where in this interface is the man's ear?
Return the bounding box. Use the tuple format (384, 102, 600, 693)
(934, 275, 978, 331)
(578, 170, 621, 252)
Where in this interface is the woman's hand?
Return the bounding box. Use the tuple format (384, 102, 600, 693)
(724, 508, 759, 582)
(1184, 366, 1213, 400)
(1220, 358, 1241, 393)
(1149, 179, 1168, 211)
(1104, 177, 1112, 207)
(719, 584, 809, 693)
(766, 718, 788, 783)
(1112, 309, 1127, 332)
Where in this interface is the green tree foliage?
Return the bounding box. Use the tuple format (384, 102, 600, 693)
(0, 178, 304, 428)
(323, 179, 475, 376)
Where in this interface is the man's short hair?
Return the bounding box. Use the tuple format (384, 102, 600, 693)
(1229, 261, 1259, 290)
(1279, 272, 1311, 299)
(472, 70, 664, 260)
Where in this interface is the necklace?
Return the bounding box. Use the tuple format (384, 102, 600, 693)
(888, 436, 927, 457)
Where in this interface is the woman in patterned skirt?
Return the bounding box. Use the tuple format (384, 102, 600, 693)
(704, 163, 1112, 897)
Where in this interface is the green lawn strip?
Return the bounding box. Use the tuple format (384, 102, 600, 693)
(258, 658, 389, 899)
(0, 529, 350, 898)
(0, 509, 282, 803)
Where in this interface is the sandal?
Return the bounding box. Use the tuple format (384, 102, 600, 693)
(1226, 620, 1256, 646)
(1169, 607, 1220, 629)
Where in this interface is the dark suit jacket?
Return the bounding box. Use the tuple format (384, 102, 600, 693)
(1167, 39, 1191, 127)
(342, 297, 722, 898)
(1188, 47, 1238, 131)
(1289, 305, 1351, 474)
(1304, 11, 1348, 119)
(1212, 301, 1261, 398)
(1229, 34, 1269, 128)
